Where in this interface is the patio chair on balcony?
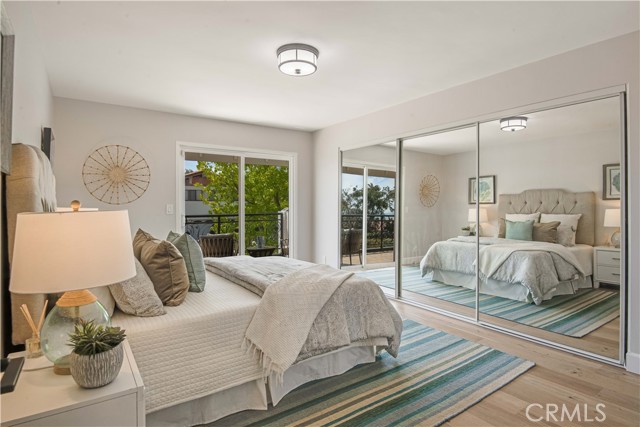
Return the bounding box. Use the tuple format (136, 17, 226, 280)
(199, 233, 236, 257)
(341, 228, 362, 266)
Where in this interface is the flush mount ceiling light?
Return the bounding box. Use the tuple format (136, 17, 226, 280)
(500, 116, 528, 132)
(277, 43, 319, 76)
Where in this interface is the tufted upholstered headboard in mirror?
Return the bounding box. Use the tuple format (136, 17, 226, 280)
(497, 189, 595, 246)
(6, 143, 57, 344)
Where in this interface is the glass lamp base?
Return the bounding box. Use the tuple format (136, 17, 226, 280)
(40, 291, 110, 375)
(610, 230, 621, 248)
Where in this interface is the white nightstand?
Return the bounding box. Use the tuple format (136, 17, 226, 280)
(593, 246, 621, 287)
(1, 341, 144, 426)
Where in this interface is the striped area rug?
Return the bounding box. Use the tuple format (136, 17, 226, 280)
(360, 267, 619, 337)
(209, 320, 534, 427)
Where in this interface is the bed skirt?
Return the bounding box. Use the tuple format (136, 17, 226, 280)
(431, 270, 593, 303)
(146, 345, 378, 427)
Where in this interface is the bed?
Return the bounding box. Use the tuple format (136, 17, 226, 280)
(420, 189, 596, 304)
(4, 143, 403, 427)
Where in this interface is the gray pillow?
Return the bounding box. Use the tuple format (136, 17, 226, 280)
(505, 219, 534, 241)
(167, 231, 206, 292)
(532, 221, 561, 243)
(109, 258, 165, 317)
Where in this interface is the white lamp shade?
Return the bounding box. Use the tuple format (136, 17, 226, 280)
(10, 210, 136, 294)
(603, 208, 621, 227)
(468, 208, 488, 223)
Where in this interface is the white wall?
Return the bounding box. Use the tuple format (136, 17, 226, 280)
(4, 2, 52, 147)
(53, 98, 314, 260)
(401, 150, 444, 264)
(439, 129, 620, 243)
(313, 32, 639, 370)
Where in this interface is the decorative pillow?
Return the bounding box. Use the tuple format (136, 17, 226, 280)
(532, 221, 561, 243)
(540, 214, 582, 247)
(133, 228, 156, 260)
(91, 286, 116, 317)
(167, 231, 206, 292)
(109, 258, 166, 317)
(505, 219, 534, 241)
(498, 212, 541, 238)
(136, 232, 190, 306)
(506, 212, 541, 222)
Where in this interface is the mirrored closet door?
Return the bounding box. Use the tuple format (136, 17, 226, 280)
(339, 91, 626, 364)
(477, 95, 624, 360)
(399, 126, 478, 319)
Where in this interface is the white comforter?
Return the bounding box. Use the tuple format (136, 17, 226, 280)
(420, 237, 586, 305)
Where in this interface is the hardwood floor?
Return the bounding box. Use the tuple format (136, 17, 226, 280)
(389, 299, 640, 427)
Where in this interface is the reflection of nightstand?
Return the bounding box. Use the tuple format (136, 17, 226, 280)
(593, 246, 621, 287)
(1, 341, 144, 426)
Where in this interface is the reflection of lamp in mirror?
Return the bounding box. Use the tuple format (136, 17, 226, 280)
(468, 208, 488, 235)
(9, 207, 135, 374)
(604, 208, 621, 248)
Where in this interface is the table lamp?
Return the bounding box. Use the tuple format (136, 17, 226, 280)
(9, 205, 135, 374)
(468, 208, 488, 235)
(603, 208, 621, 248)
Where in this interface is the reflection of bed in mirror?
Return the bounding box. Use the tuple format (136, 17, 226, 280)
(420, 189, 595, 305)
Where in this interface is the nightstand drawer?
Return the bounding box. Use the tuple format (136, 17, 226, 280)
(596, 266, 621, 284)
(597, 250, 621, 266)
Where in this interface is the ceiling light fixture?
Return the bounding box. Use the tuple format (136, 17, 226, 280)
(277, 43, 319, 76)
(500, 116, 528, 132)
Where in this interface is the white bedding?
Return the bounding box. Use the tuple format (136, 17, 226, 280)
(112, 271, 264, 413)
(420, 238, 594, 303)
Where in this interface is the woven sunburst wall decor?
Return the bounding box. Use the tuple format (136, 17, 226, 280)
(419, 174, 440, 207)
(82, 145, 150, 205)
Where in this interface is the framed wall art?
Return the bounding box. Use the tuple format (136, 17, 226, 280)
(603, 163, 621, 200)
(468, 175, 496, 204)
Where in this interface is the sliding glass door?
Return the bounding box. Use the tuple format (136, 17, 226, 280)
(340, 145, 396, 271)
(180, 146, 294, 257)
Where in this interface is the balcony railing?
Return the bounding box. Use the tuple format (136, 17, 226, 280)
(185, 212, 286, 254)
(342, 213, 395, 253)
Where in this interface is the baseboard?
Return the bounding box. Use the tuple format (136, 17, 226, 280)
(626, 352, 640, 374)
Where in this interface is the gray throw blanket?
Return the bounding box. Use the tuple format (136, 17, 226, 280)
(205, 257, 403, 378)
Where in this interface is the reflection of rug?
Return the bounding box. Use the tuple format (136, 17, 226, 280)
(209, 320, 534, 427)
(361, 267, 619, 337)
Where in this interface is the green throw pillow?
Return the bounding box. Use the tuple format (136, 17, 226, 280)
(505, 219, 534, 241)
(167, 231, 206, 292)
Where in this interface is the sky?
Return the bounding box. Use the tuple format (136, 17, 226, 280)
(342, 173, 395, 191)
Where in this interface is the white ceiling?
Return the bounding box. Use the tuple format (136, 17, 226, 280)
(20, 1, 639, 131)
(398, 95, 621, 155)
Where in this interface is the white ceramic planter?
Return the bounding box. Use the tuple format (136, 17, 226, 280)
(69, 343, 124, 388)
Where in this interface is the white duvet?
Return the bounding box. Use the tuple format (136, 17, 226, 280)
(420, 237, 588, 305)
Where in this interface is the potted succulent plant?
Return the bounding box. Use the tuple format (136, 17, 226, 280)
(67, 319, 126, 388)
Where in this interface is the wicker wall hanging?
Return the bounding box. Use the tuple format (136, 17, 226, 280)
(82, 145, 150, 205)
(419, 174, 440, 207)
